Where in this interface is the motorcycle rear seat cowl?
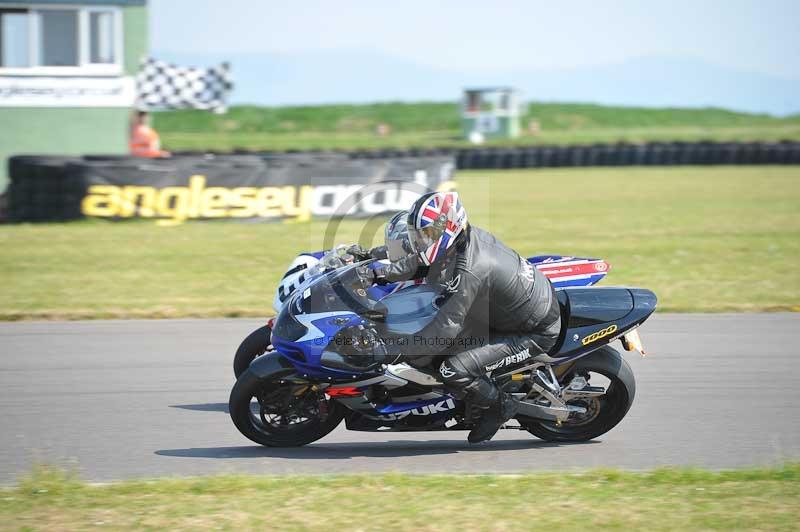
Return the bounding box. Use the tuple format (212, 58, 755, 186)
(549, 287, 657, 357)
(557, 287, 634, 329)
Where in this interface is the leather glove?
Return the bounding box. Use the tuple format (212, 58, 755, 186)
(356, 264, 395, 287)
(346, 244, 372, 261)
(356, 264, 378, 287)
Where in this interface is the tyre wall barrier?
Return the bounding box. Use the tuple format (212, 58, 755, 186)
(190, 141, 800, 169)
(178, 141, 800, 170)
(7, 156, 85, 222)
(439, 141, 800, 170)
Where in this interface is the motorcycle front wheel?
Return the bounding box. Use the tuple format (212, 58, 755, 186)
(229, 369, 344, 447)
(520, 346, 636, 442)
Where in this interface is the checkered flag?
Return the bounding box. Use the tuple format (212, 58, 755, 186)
(136, 58, 233, 113)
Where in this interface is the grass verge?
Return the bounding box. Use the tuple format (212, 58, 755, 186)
(0, 166, 798, 319)
(154, 102, 800, 151)
(2, 464, 798, 530)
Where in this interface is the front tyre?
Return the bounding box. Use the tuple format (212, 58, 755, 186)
(229, 370, 344, 447)
(233, 325, 273, 378)
(521, 346, 636, 442)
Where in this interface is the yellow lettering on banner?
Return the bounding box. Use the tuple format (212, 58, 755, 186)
(81, 185, 121, 217)
(201, 187, 230, 218)
(120, 186, 156, 217)
(229, 187, 258, 218)
(156, 187, 190, 222)
(256, 187, 282, 218)
(80, 177, 428, 222)
(281, 185, 313, 221)
(187, 175, 206, 218)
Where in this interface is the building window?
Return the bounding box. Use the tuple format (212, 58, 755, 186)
(41, 10, 79, 66)
(0, 9, 29, 68)
(89, 11, 116, 65)
(0, 5, 122, 74)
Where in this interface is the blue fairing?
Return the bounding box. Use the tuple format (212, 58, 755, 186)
(272, 312, 371, 379)
(375, 396, 455, 414)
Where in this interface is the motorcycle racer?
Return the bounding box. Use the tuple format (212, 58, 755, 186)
(380, 192, 562, 443)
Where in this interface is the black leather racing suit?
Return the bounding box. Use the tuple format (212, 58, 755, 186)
(385, 225, 562, 395)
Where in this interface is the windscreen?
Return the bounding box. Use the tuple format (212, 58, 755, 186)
(277, 263, 387, 336)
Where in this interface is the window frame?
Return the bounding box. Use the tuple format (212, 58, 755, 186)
(0, 3, 124, 76)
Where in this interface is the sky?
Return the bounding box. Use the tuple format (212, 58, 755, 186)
(151, 0, 799, 78)
(149, 0, 800, 111)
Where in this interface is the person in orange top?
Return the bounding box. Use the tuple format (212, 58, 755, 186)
(130, 110, 170, 158)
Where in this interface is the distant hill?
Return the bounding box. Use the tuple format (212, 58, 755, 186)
(154, 50, 800, 116)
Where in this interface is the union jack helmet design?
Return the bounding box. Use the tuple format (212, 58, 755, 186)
(407, 191, 467, 266)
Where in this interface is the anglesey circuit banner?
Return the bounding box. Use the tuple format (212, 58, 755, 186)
(73, 154, 455, 222)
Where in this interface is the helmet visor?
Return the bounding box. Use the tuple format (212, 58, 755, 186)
(409, 223, 443, 257)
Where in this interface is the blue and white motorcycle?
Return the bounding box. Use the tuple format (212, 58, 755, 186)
(232, 248, 612, 377)
(229, 248, 656, 446)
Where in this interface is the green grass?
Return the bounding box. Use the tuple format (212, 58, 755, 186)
(154, 102, 800, 151)
(2, 465, 798, 530)
(1, 166, 798, 320)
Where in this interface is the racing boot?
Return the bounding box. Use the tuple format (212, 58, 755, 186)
(465, 378, 520, 444)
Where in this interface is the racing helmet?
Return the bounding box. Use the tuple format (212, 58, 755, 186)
(384, 210, 412, 262)
(407, 191, 467, 266)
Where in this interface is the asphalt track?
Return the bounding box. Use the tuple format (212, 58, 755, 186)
(1, 314, 799, 483)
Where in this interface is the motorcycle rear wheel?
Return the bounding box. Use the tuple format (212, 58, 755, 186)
(520, 346, 635, 442)
(233, 325, 273, 378)
(229, 370, 344, 447)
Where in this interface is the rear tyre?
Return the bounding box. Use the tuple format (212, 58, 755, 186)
(229, 370, 344, 447)
(521, 346, 635, 442)
(233, 325, 272, 378)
